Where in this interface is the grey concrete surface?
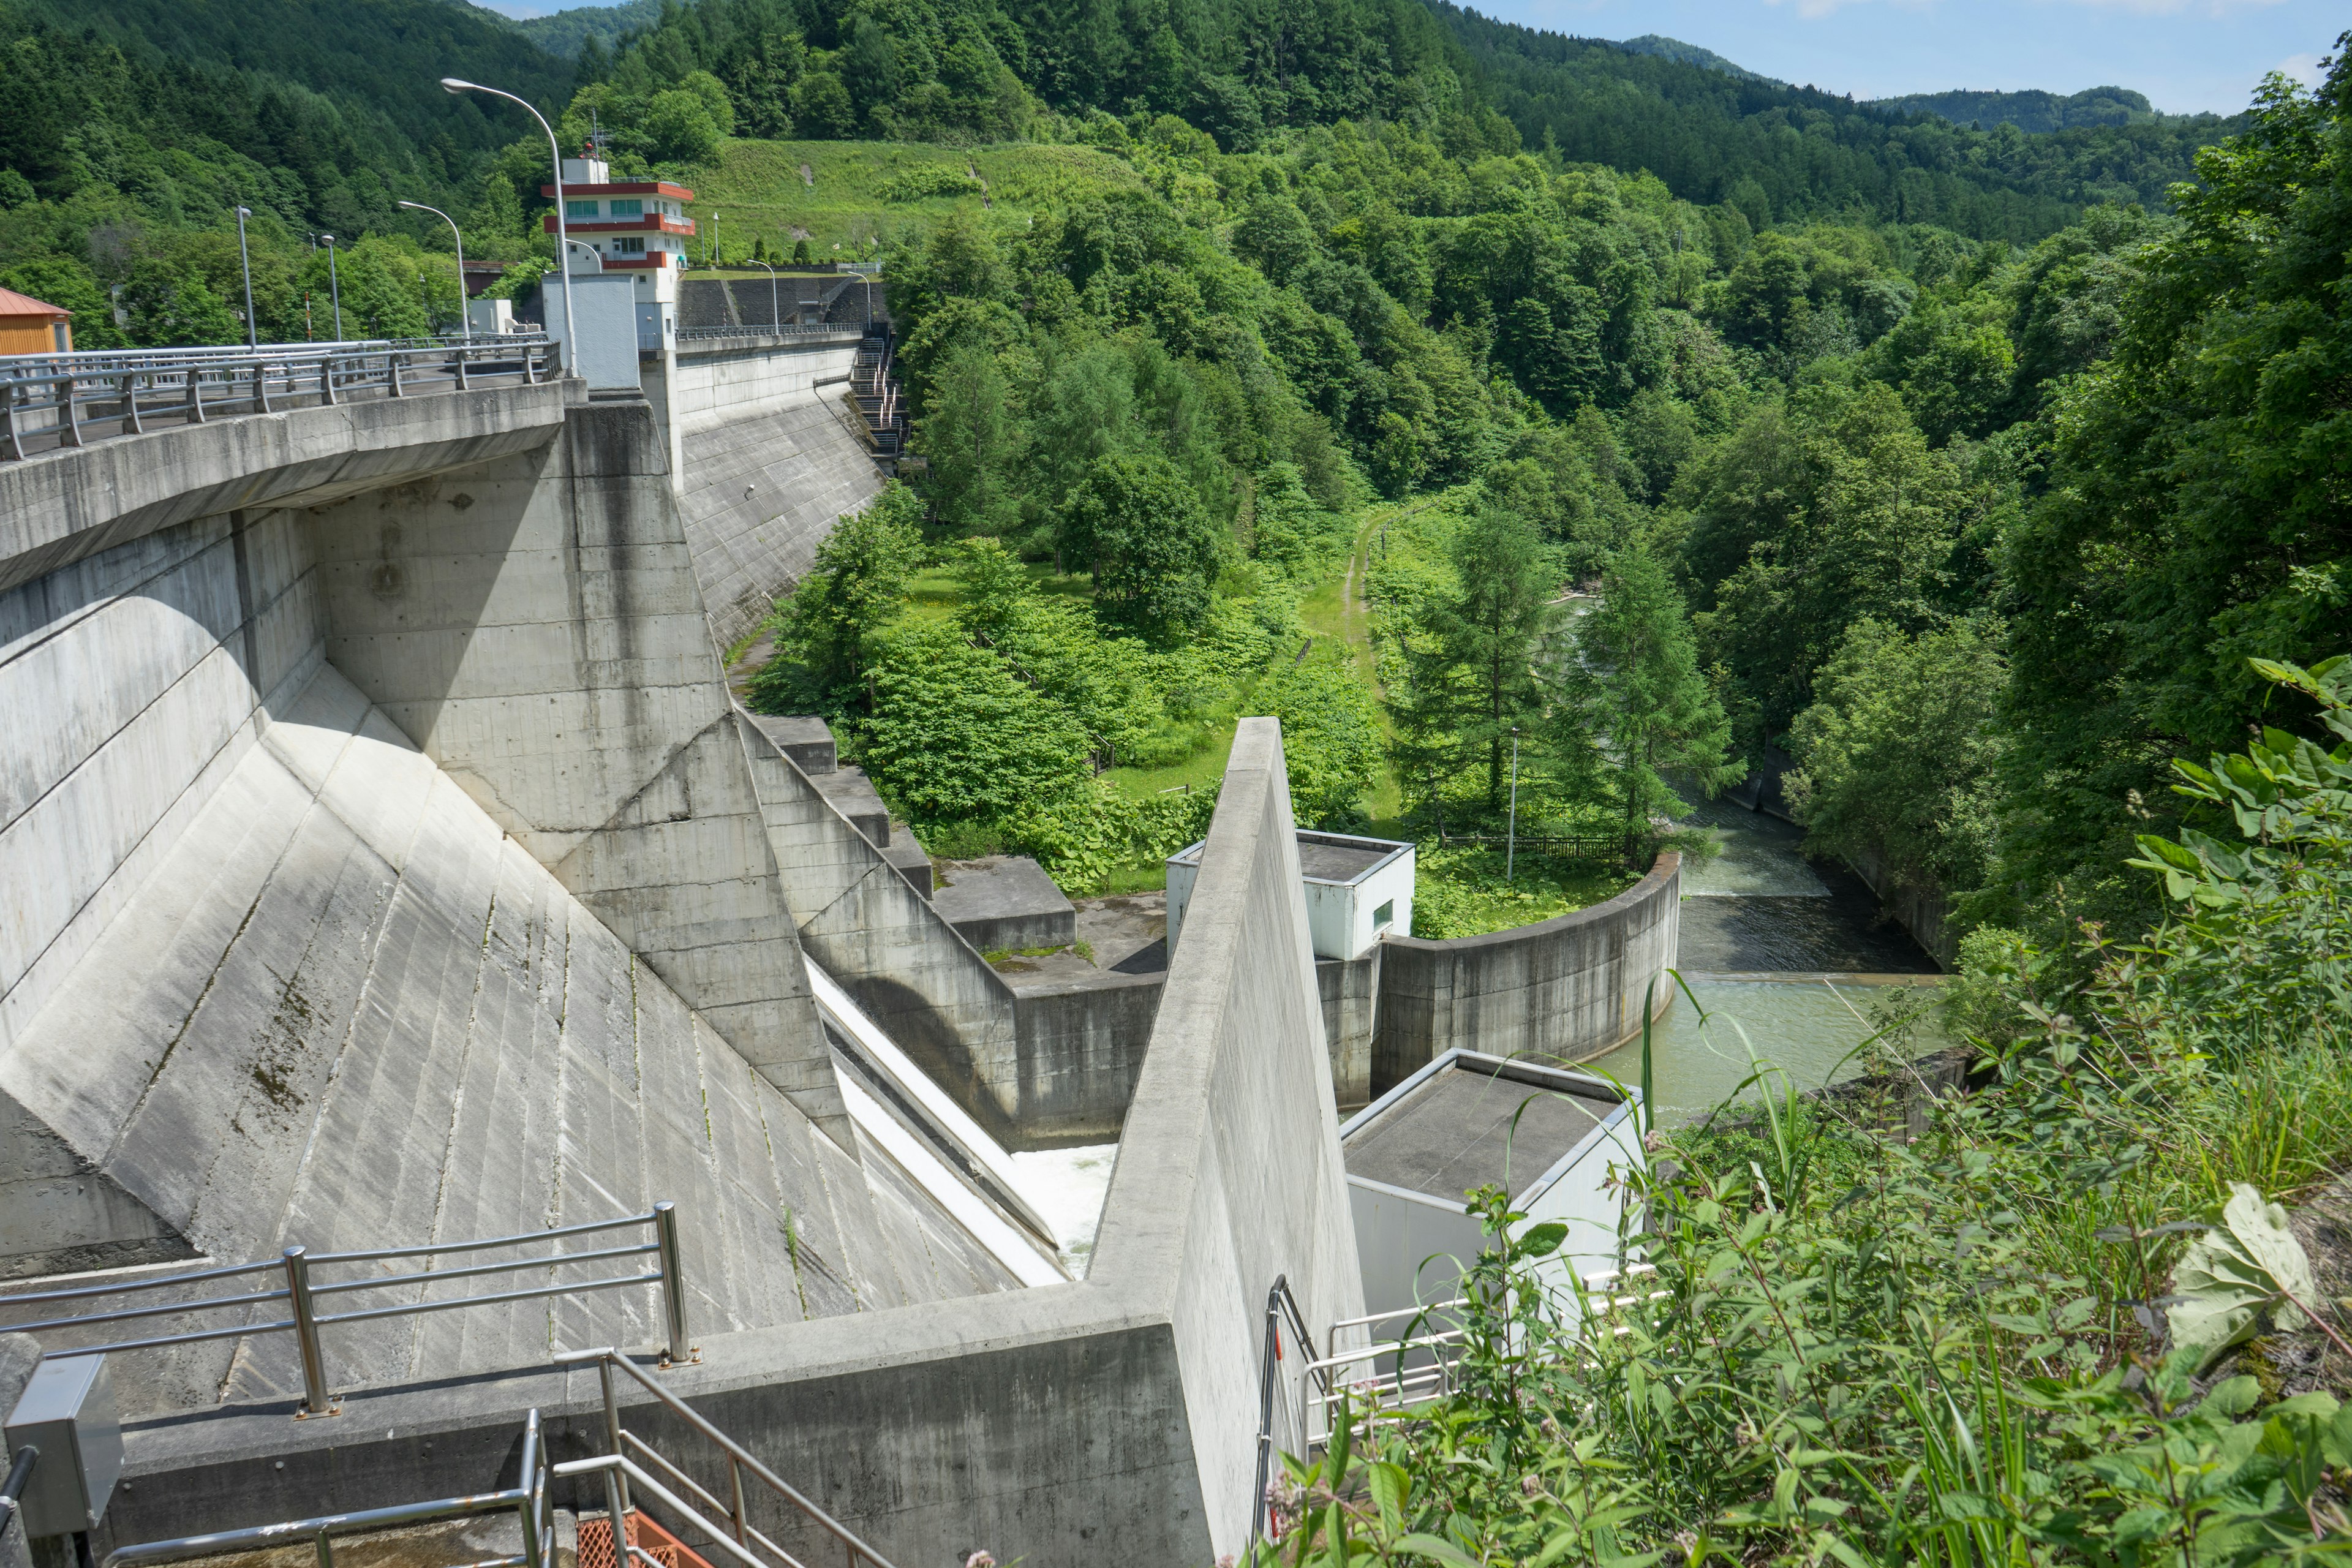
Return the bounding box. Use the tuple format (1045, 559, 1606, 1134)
(0, 662, 1015, 1414)
(743, 715, 836, 775)
(0, 383, 571, 598)
(878, 829, 932, 897)
(1373, 854, 1681, 1096)
(307, 398, 851, 1147)
(666, 377, 883, 654)
(1318, 951, 1380, 1112)
(99, 719, 1362, 1568)
(805, 766, 889, 846)
(932, 858, 1077, 954)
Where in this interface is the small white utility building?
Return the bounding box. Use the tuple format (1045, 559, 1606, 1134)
(1341, 1050, 1643, 1319)
(1166, 830, 1413, 961)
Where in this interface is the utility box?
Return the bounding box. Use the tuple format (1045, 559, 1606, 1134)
(465, 298, 514, 336)
(544, 273, 642, 391)
(5, 1355, 122, 1536)
(1167, 830, 1412, 961)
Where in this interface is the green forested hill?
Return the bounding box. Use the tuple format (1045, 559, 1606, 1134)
(1872, 85, 2163, 134)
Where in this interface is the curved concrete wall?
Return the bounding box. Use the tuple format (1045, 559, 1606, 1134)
(1373, 852, 1680, 1096)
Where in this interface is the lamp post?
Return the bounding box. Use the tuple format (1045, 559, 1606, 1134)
(320, 235, 344, 339)
(747, 257, 780, 330)
(442, 77, 576, 372)
(1505, 726, 1521, 883)
(565, 239, 604, 273)
(232, 206, 257, 347)
(398, 198, 467, 339)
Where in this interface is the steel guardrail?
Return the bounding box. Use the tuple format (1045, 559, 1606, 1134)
(0, 336, 558, 462)
(555, 1346, 897, 1568)
(99, 1409, 552, 1568)
(0, 1205, 690, 1417)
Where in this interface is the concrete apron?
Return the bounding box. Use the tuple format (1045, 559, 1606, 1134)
(96, 721, 1365, 1568)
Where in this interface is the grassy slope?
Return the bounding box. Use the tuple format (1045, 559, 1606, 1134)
(682, 139, 1145, 258)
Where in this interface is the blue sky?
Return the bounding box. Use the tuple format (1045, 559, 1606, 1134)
(1472, 0, 2340, 115)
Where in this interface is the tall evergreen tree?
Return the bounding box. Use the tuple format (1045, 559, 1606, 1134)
(1401, 506, 1556, 813)
(1551, 545, 1743, 865)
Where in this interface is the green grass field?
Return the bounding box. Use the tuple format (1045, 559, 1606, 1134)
(680, 138, 1145, 260)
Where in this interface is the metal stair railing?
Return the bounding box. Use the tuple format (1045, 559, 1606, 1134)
(1246, 1275, 1329, 1552)
(0, 1205, 692, 1417)
(553, 1347, 898, 1568)
(0, 1442, 37, 1548)
(0, 336, 558, 462)
(97, 1408, 553, 1568)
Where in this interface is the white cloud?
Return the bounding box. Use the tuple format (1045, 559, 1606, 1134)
(2274, 51, 2328, 88)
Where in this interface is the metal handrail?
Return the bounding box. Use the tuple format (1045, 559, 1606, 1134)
(1, 1444, 36, 1547)
(556, 1347, 899, 1568)
(0, 337, 558, 462)
(673, 323, 859, 344)
(1247, 1275, 1327, 1551)
(98, 1410, 552, 1568)
(0, 1205, 691, 1417)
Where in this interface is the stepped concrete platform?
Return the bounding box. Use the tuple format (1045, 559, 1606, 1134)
(745, 714, 837, 774)
(934, 859, 1079, 954)
(806, 764, 890, 846)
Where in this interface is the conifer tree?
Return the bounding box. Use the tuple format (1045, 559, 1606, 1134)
(1551, 545, 1743, 865)
(1400, 506, 1556, 813)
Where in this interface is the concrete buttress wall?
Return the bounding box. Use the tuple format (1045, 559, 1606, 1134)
(308, 399, 851, 1146)
(105, 718, 1365, 1568)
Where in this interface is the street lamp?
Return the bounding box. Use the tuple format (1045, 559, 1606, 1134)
(565, 239, 603, 274)
(319, 235, 344, 339)
(398, 198, 467, 339)
(442, 77, 576, 371)
(1505, 726, 1521, 883)
(747, 256, 780, 330)
(232, 206, 257, 348)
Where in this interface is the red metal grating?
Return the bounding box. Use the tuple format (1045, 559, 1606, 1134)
(576, 1510, 720, 1568)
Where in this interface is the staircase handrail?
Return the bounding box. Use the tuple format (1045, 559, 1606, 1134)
(0, 1205, 691, 1416)
(555, 1346, 899, 1568)
(1246, 1275, 1327, 1551)
(99, 1409, 552, 1568)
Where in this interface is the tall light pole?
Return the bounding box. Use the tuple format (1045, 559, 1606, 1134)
(564, 239, 604, 273)
(398, 198, 467, 339)
(748, 256, 779, 329)
(442, 77, 576, 371)
(232, 205, 257, 347)
(320, 235, 344, 339)
(1505, 726, 1521, 883)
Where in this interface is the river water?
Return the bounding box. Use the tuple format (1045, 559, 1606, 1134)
(1577, 791, 1948, 1125)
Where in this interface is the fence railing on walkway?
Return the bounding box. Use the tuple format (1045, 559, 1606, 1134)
(0, 1204, 689, 1416)
(554, 1346, 899, 1568)
(0, 335, 558, 462)
(97, 1409, 554, 1568)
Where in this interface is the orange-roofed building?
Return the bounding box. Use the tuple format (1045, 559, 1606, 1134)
(541, 152, 695, 305)
(0, 287, 73, 356)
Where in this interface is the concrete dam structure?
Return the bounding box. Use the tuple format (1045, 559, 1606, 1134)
(0, 335, 1370, 1566)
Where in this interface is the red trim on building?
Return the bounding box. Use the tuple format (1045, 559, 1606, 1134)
(540, 215, 695, 236)
(540, 181, 695, 200)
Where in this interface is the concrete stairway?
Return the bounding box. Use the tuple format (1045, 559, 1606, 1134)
(0, 665, 1017, 1416)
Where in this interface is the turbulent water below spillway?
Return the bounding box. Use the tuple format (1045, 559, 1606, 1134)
(1575, 790, 1949, 1125)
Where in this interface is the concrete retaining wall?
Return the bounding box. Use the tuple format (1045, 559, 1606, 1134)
(309, 398, 849, 1145)
(1845, 846, 1958, 970)
(1373, 853, 1680, 1096)
(665, 336, 862, 438)
(102, 718, 1363, 1568)
(671, 399, 884, 654)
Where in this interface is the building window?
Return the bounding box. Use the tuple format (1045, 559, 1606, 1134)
(609, 198, 643, 218)
(615, 237, 645, 254)
(1373, 900, 1394, 929)
(53, 323, 69, 352)
(565, 198, 598, 219)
